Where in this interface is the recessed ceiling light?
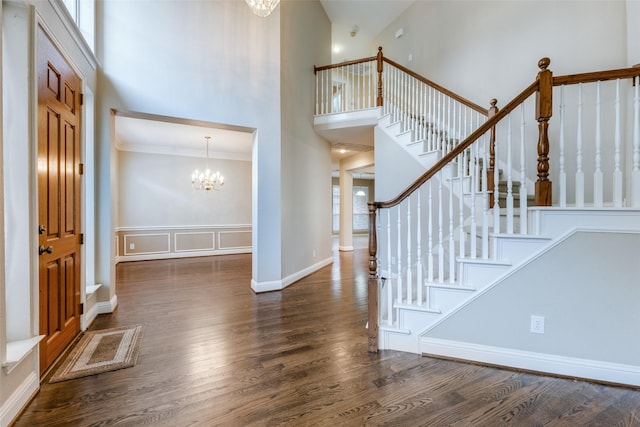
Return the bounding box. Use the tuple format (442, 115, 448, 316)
(339, 149, 346, 154)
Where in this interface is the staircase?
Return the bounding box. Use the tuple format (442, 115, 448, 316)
(314, 50, 640, 386)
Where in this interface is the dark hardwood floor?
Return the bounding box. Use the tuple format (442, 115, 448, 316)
(15, 241, 640, 426)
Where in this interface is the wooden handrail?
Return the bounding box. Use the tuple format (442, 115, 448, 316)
(553, 67, 640, 86)
(313, 56, 377, 74)
(382, 57, 488, 116)
(370, 81, 539, 211)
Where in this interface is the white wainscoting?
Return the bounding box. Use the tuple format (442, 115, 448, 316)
(115, 225, 252, 263)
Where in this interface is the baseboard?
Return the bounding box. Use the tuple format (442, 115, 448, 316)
(115, 247, 251, 264)
(0, 371, 39, 427)
(282, 257, 333, 288)
(251, 256, 333, 293)
(251, 278, 283, 293)
(96, 294, 118, 315)
(420, 337, 640, 387)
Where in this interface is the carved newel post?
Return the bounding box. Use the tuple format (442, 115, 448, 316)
(376, 47, 384, 107)
(535, 58, 553, 206)
(367, 202, 378, 353)
(487, 98, 498, 206)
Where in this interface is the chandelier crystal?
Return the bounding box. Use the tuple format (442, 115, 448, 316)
(245, 0, 280, 17)
(191, 136, 224, 191)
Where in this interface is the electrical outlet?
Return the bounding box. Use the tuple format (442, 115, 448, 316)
(129, 243, 135, 250)
(312, 249, 316, 258)
(530, 315, 545, 334)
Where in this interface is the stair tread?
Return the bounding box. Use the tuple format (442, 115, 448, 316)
(455, 257, 512, 266)
(394, 301, 441, 313)
(424, 282, 475, 291)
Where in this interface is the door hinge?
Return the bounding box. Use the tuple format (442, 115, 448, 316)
(79, 163, 84, 175)
(80, 233, 84, 245)
(80, 93, 84, 106)
(80, 303, 84, 315)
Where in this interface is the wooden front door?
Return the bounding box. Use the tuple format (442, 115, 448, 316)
(37, 26, 82, 375)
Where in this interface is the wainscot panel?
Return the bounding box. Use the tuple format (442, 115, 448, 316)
(115, 225, 252, 263)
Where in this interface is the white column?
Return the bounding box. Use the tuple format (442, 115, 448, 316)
(339, 168, 354, 251)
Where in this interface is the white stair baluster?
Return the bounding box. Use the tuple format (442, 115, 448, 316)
(320, 70, 324, 114)
(386, 211, 392, 325)
(559, 85, 567, 207)
(519, 103, 528, 235)
(352, 64, 356, 111)
(492, 125, 500, 259)
(594, 81, 603, 207)
(428, 181, 434, 283)
(614, 79, 623, 207)
(437, 171, 444, 282)
(481, 134, 489, 259)
(412, 76, 417, 133)
(449, 158, 456, 282)
(426, 87, 432, 151)
(506, 114, 514, 234)
(458, 149, 465, 268)
(446, 96, 451, 155)
(402, 72, 407, 124)
(421, 82, 426, 142)
(406, 197, 412, 305)
(416, 190, 423, 306)
(436, 91, 441, 151)
(397, 205, 403, 305)
(634, 76, 640, 207)
(576, 83, 585, 207)
(470, 144, 477, 259)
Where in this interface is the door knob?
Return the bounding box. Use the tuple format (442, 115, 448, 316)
(38, 224, 47, 235)
(39, 245, 53, 255)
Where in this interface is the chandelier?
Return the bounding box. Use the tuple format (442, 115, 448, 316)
(191, 136, 224, 191)
(245, 0, 280, 17)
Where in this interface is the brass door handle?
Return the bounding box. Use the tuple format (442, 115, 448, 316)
(39, 245, 53, 255)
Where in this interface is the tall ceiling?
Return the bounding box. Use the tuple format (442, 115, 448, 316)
(320, 0, 414, 62)
(115, 1, 415, 164)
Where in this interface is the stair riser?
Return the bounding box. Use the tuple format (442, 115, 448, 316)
(458, 262, 510, 289)
(428, 287, 475, 313)
(493, 237, 549, 264)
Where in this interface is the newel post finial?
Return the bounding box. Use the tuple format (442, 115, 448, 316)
(535, 57, 553, 206)
(376, 47, 384, 107)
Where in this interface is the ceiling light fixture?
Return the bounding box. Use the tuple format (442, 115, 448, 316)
(192, 136, 224, 191)
(245, 0, 280, 17)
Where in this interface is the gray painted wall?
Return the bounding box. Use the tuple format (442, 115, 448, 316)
(280, 1, 333, 279)
(118, 151, 251, 227)
(426, 231, 640, 366)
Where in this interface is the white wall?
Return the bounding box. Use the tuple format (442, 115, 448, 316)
(2, 2, 30, 343)
(118, 151, 251, 227)
(97, 0, 282, 297)
(374, 126, 424, 201)
(374, 1, 628, 107)
(627, 0, 640, 66)
(279, 0, 333, 282)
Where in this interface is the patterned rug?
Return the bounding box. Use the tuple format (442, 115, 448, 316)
(49, 325, 145, 383)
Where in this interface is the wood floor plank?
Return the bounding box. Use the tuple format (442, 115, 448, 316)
(13, 243, 640, 426)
